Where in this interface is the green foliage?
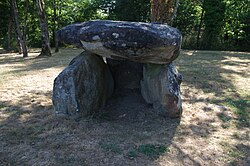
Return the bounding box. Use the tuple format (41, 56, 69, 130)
(223, 97, 250, 128)
(112, 0, 150, 22)
(217, 112, 232, 123)
(99, 143, 169, 159)
(173, 0, 200, 49)
(174, 0, 249, 51)
(100, 142, 122, 154)
(0, 0, 10, 39)
(0, 0, 10, 48)
(126, 150, 138, 159)
(0, 104, 7, 109)
(223, 0, 250, 51)
(173, 0, 199, 37)
(98, 0, 150, 21)
(137, 144, 169, 159)
(202, 0, 226, 49)
(220, 142, 246, 161)
(0, 0, 249, 51)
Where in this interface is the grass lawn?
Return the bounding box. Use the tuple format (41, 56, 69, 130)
(0, 49, 249, 165)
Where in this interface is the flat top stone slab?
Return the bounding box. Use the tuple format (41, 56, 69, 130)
(58, 20, 182, 64)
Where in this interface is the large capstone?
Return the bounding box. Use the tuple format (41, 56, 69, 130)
(57, 20, 182, 64)
(141, 63, 182, 118)
(52, 51, 114, 117)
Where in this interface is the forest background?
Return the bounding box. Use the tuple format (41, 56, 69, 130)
(0, 0, 249, 54)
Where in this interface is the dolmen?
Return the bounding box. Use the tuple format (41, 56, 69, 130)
(52, 20, 183, 118)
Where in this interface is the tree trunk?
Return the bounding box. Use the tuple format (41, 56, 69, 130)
(170, 0, 179, 25)
(36, 0, 51, 56)
(196, 1, 205, 49)
(11, 0, 28, 57)
(7, 17, 13, 51)
(150, 0, 177, 24)
(14, 27, 22, 54)
(55, 33, 59, 52)
(53, 0, 59, 52)
(23, 0, 29, 47)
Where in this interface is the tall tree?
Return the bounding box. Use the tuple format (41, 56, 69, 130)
(7, 16, 13, 51)
(23, 0, 29, 46)
(112, 0, 150, 22)
(196, 0, 205, 48)
(202, 0, 226, 49)
(53, 0, 59, 52)
(36, 0, 51, 56)
(11, 0, 28, 57)
(150, 0, 179, 24)
(223, 0, 250, 51)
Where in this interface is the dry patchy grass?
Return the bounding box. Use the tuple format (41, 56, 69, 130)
(0, 49, 249, 166)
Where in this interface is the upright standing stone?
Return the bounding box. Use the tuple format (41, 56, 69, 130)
(52, 51, 114, 117)
(141, 63, 182, 118)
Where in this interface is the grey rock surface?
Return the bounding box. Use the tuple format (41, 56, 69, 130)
(57, 20, 182, 64)
(141, 63, 182, 118)
(52, 51, 114, 117)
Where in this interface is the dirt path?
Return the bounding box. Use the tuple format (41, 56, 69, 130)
(0, 49, 249, 165)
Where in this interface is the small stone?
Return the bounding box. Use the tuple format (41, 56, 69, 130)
(217, 105, 228, 111)
(92, 35, 100, 41)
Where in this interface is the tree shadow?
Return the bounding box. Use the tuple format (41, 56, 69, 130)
(171, 143, 202, 166)
(1, 49, 249, 165)
(228, 143, 250, 166)
(220, 143, 250, 166)
(0, 88, 182, 165)
(175, 50, 250, 129)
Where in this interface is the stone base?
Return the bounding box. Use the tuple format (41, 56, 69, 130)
(52, 53, 182, 118)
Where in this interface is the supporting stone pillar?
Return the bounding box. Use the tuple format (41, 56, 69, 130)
(52, 51, 114, 118)
(141, 63, 182, 118)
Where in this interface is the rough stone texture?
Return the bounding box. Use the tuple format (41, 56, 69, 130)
(52, 51, 114, 117)
(141, 63, 182, 118)
(106, 58, 143, 90)
(57, 20, 182, 64)
(54, 20, 183, 118)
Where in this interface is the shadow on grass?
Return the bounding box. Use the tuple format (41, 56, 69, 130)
(173, 50, 249, 164)
(177, 51, 248, 96)
(176, 50, 250, 129)
(1, 49, 249, 165)
(0, 89, 183, 165)
(220, 142, 250, 165)
(0, 48, 183, 165)
(228, 143, 250, 165)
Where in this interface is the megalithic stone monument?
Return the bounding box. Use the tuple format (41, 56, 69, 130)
(53, 20, 182, 118)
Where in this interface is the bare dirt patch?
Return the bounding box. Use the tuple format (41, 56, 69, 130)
(0, 49, 249, 165)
